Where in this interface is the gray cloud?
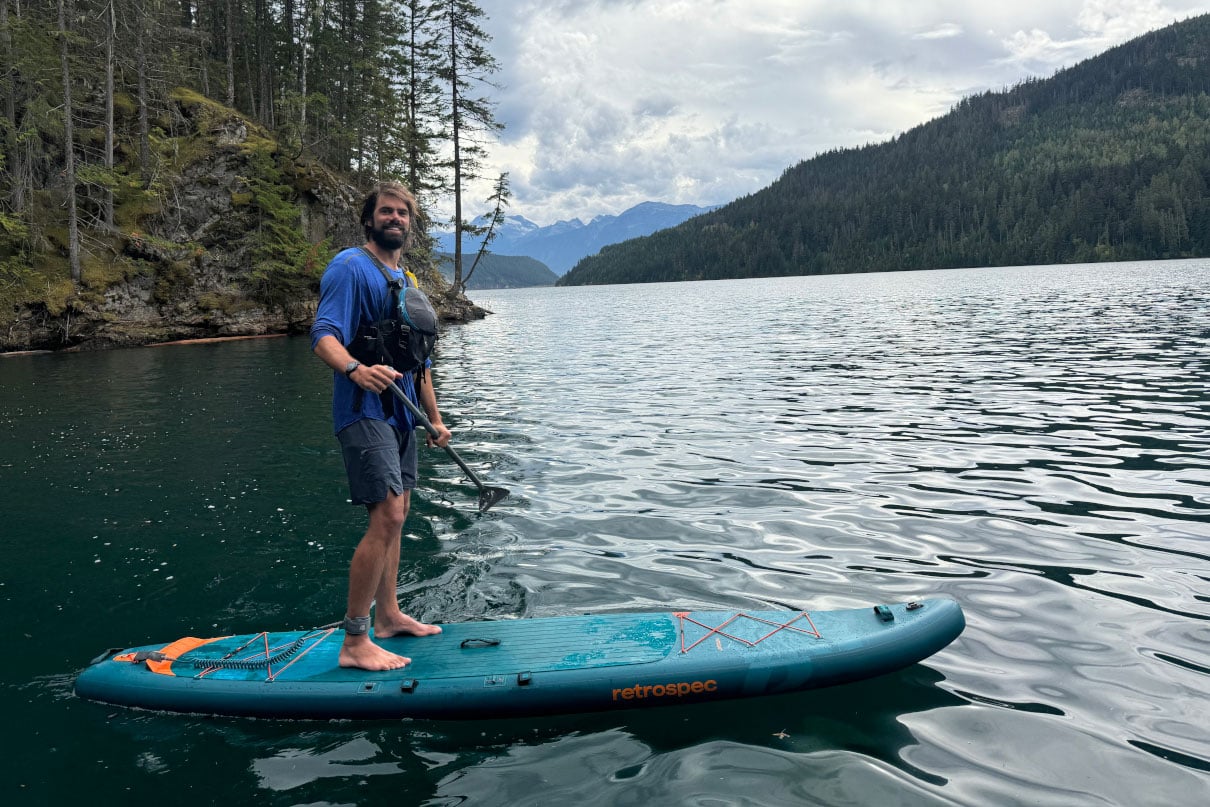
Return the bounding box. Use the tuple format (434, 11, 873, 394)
(468, 0, 1210, 225)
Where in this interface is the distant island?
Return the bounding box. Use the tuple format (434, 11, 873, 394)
(559, 15, 1210, 286)
(436, 253, 557, 289)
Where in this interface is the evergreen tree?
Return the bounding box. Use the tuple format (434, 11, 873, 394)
(432, 0, 500, 292)
(460, 170, 508, 293)
(1, 0, 16, 208)
(0, 0, 510, 337)
(57, 0, 79, 281)
(400, 0, 446, 209)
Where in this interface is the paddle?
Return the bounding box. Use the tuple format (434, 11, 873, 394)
(385, 381, 509, 512)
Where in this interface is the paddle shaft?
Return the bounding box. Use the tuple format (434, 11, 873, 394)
(386, 381, 492, 492)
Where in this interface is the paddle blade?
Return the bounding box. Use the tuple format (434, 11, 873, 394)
(478, 486, 509, 512)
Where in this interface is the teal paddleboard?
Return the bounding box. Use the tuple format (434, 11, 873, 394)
(75, 598, 964, 719)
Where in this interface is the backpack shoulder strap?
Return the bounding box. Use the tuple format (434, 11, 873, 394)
(357, 247, 419, 290)
(357, 247, 405, 322)
(357, 246, 405, 287)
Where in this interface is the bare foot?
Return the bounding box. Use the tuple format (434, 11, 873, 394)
(374, 612, 443, 639)
(338, 635, 411, 671)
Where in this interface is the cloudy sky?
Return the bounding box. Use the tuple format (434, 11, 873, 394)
(466, 0, 1210, 226)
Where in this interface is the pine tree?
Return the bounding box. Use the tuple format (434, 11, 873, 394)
(0, 0, 19, 210)
(57, 0, 79, 281)
(433, 0, 500, 292)
(460, 170, 508, 292)
(102, 0, 115, 227)
(401, 0, 446, 208)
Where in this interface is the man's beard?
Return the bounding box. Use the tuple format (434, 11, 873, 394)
(369, 223, 407, 250)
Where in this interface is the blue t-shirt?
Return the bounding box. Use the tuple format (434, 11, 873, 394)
(310, 247, 422, 434)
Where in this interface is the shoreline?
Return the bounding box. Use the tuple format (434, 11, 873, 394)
(3, 296, 486, 357)
(147, 333, 289, 348)
(1, 332, 290, 358)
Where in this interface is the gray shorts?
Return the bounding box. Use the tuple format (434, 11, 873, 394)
(336, 418, 417, 505)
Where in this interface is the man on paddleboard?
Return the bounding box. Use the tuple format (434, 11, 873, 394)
(310, 181, 451, 671)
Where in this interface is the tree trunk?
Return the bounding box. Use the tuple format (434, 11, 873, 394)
(1, 0, 13, 137)
(2, 0, 23, 211)
(449, 12, 463, 291)
(58, 0, 80, 282)
(136, 6, 150, 184)
(436, 0, 502, 294)
(225, 0, 235, 107)
(199, 25, 209, 96)
(243, 4, 257, 119)
(103, 0, 115, 227)
(283, 0, 294, 83)
(255, 0, 272, 127)
(404, 0, 422, 196)
(299, 0, 310, 135)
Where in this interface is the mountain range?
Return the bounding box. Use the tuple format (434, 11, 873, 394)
(435, 201, 718, 276)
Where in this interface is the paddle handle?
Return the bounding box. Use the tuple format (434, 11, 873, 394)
(386, 382, 490, 490)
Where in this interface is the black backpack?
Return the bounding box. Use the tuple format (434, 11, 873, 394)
(350, 247, 438, 382)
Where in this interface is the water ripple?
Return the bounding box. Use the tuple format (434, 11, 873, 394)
(5, 260, 1209, 804)
(451, 260, 1210, 800)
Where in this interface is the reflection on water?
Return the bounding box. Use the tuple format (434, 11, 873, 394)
(251, 736, 405, 791)
(225, 665, 960, 805)
(2, 259, 1208, 805)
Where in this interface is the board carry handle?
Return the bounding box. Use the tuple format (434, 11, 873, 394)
(386, 381, 510, 512)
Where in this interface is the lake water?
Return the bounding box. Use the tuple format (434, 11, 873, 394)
(2, 259, 1208, 805)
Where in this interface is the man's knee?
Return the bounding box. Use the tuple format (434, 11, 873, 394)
(368, 492, 409, 534)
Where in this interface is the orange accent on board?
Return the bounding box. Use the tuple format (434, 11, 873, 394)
(147, 636, 228, 675)
(112, 636, 229, 676)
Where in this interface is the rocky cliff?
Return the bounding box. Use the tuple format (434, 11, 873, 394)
(1, 91, 482, 354)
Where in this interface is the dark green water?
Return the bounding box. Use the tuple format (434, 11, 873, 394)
(2, 260, 1208, 805)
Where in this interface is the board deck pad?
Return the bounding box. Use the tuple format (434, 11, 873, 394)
(76, 599, 965, 720)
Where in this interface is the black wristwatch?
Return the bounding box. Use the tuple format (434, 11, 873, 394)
(344, 360, 362, 378)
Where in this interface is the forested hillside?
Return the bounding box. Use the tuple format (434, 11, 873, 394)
(559, 16, 1210, 286)
(436, 252, 556, 289)
(0, 1, 499, 351)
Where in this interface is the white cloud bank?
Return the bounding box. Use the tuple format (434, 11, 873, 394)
(460, 0, 1210, 225)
